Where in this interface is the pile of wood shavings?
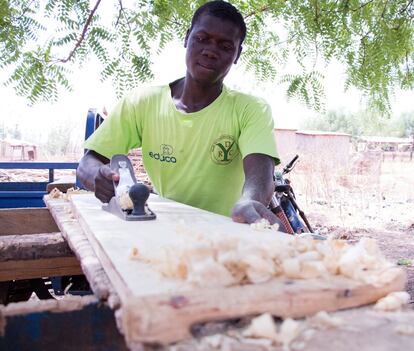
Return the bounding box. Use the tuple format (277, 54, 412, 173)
(48, 187, 89, 200)
(191, 311, 344, 351)
(130, 220, 399, 288)
(374, 291, 411, 311)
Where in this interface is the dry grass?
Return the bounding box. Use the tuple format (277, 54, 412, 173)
(286, 155, 414, 230)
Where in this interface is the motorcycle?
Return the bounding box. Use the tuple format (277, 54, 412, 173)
(269, 155, 325, 239)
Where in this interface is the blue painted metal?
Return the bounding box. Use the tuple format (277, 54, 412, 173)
(0, 301, 128, 351)
(85, 108, 104, 140)
(0, 182, 48, 191)
(0, 162, 79, 169)
(0, 162, 78, 208)
(76, 108, 104, 189)
(0, 192, 47, 208)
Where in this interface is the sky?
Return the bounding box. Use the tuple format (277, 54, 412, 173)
(1, 17, 414, 145)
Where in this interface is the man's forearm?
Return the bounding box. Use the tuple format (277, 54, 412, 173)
(77, 150, 108, 191)
(241, 154, 275, 206)
(231, 154, 277, 224)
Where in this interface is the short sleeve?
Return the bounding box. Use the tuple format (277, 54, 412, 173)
(238, 99, 280, 165)
(84, 91, 142, 159)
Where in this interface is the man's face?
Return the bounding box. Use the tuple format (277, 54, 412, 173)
(185, 14, 242, 85)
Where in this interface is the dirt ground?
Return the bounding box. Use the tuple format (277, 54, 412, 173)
(290, 158, 414, 306)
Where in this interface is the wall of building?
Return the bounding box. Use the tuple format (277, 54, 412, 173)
(273, 129, 351, 170)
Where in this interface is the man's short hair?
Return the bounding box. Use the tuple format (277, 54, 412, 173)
(190, 1, 247, 45)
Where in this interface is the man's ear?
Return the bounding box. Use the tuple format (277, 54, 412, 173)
(234, 45, 243, 64)
(184, 29, 190, 48)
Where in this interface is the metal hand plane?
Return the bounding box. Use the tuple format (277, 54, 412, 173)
(102, 154, 156, 221)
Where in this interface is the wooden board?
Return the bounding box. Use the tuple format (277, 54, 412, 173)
(45, 198, 120, 304)
(0, 208, 59, 236)
(68, 193, 406, 345)
(0, 257, 82, 281)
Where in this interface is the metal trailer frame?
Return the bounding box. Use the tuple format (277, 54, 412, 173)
(0, 299, 129, 351)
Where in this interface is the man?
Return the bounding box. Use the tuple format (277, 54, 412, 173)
(77, 1, 280, 225)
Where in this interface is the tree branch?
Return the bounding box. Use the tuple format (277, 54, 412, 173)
(59, 0, 102, 63)
(14, 0, 36, 22)
(381, 0, 390, 18)
(314, 0, 321, 29)
(399, 0, 414, 15)
(245, 5, 270, 19)
(255, 32, 299, 56)
(351, 0, 375, 12)
(115, 0, 123, 26)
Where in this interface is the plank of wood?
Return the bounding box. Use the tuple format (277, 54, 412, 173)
(0, 232, 74, 261)
(44, 197, 119, 305)
(0, 257, 82, 282)
(121, 269, 406, 343)
(1, 295, 97, 316)
(70, 193, 286, 301)
(0, 208, 59, 236)
(68, 193, 407, 345)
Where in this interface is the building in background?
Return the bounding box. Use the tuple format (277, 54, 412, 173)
(0, 138, 37, 161)
(274, 128, 352, 169)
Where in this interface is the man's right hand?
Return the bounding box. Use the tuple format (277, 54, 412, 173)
(94, 164, 120, 203)
(77, 150, 121, 204)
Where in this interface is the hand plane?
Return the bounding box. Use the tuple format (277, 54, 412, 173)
(102, 154, 156, 221)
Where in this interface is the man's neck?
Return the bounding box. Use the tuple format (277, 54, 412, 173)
(171, 76, 223, 113)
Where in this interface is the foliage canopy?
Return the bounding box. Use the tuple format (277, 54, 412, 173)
(1, 0, 414, 112)
(303, 109, 414, 137)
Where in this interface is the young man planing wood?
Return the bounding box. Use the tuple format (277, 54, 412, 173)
(77, 1, 280, 225)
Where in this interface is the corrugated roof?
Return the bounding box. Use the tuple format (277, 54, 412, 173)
(1, 138, 37, 146)
(274, 128, 298, 131)
(295, 130, 351, 137)
(359, 136, 412, 144)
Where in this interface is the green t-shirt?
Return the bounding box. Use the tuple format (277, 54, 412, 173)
(84, 84, 279, 216)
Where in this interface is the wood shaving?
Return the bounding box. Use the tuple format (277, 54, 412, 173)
(250, 218, 280, 231)
(187, 258, 237, 287)
(238, 337, 273, 347)
(118, 190, 133, 210)
(373, 291, 411, 311)
(242, 314, 303, 350)
(202, 334, 226, 348)
(275, 318, 303, 351)
(130, 247, 139, 259)
(242, 313, 278, 340)
(307, 311, 343, 329)
(49, 188, 64, 198)
(291, 341, 306, 350)
(300, 328, 316, 341)
(394, 324, 414, 336)
(282, 258, 302, 279)
(48, 187, 89, 200)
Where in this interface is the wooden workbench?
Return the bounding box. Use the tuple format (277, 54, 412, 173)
(1, 195, 414, 351)
(0, 203, 127, 351)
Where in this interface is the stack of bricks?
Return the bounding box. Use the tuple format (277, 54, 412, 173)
(128, 148, 152, 189)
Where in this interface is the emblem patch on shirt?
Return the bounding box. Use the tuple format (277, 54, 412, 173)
(210, 135, 239, 165)
(149, 144, 177, 163)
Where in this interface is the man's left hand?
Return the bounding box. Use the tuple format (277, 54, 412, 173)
(231, 199, 278, 224)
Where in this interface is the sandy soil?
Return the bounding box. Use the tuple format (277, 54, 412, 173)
(291, 159, 414, 306)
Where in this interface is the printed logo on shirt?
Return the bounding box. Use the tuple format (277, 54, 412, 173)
(210, 135, 239, 165)
(149, 144, 177, 163)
